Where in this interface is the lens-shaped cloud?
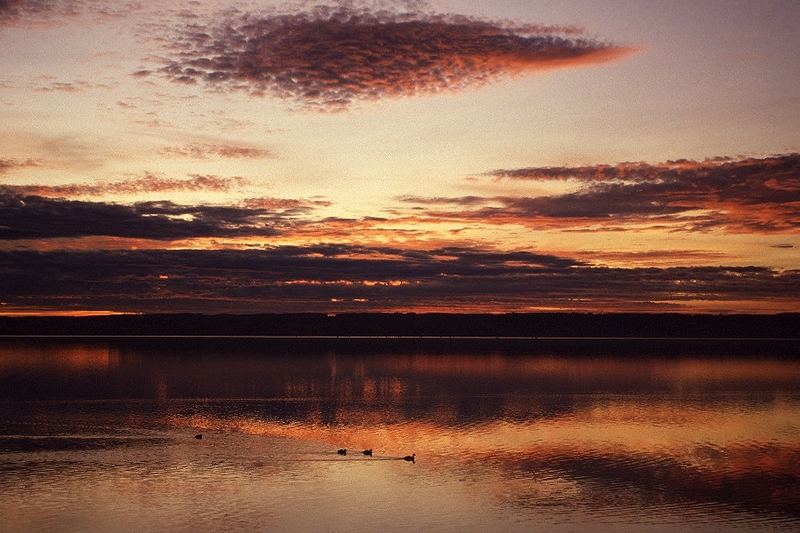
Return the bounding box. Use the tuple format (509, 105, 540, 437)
(154, 6, 634, 109)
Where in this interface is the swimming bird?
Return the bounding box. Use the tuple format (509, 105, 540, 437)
(337, 448, 347, 455)
(403, 453, 415, 463)
(194, 434, 203, 440)
(362, 449, 373, 456)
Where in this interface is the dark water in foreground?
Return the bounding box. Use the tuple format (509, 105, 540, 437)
(1, 340, 798, 532)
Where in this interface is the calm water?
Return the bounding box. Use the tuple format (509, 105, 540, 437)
(1, 339, 798, 532)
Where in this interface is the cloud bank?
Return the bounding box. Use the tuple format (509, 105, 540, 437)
(1, 247, 797, 313)
(155, 5, 633, 109)
(402, 154, 800, 232)
(0, 190, 328, 240)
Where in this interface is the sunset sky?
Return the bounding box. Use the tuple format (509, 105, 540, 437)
(1, 0, 798, 314)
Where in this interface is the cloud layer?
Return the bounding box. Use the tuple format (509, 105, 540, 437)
(3, 174, 247, 197)
(155, 5, 632, 109)
(0, 190, 327, 240)
(1, 247, 797, 313)
(402, 154, 800, 232)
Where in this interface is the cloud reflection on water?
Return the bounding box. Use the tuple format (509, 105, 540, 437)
(1, 340, 799, 523)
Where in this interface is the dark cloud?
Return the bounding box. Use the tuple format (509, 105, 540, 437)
(0, 247, 797, 313)
(0, 157, 40, 174)
(0, 191, 327, 240)
(489, 154, 800, 191)
(3, 174, 248, 197)
(0, 184, 402, 245)
(155, 5, 633, 109)
(160, 143, 273, 159)
(402, 154, 800, 232)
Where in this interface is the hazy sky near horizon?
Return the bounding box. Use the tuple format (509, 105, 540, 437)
(1, 0, 798, 314)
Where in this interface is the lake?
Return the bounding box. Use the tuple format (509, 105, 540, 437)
(1, 339, 798, 532)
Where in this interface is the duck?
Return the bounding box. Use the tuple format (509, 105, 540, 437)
(403, 453, 415, 463)
(362, 449, 373, 456)
(337, 448, 347, 455)
(194, 434, 203, 440)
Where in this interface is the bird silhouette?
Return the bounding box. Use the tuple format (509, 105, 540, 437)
(337, 448, 347, 455)
(362, 449, 373, 456)
(194, 434, 203, 440)
(403, 453, 415, 463)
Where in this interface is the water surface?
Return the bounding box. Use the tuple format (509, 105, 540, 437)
(1, 340, 798, 532)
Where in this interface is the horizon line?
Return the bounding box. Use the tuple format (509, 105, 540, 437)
(1, 335, 798, 341)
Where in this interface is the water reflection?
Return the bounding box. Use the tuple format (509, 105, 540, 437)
(2, 341, 798, 400)
(1, 340, 799, 531)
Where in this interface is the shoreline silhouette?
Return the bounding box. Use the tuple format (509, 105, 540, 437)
(0, 312, 797, 339)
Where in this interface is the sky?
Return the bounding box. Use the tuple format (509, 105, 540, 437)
(0, 0, 798, 315)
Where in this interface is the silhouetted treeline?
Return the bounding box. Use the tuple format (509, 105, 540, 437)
(0, 313, 797, 338)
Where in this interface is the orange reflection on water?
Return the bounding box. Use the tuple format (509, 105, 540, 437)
(0, 309, 131, 316)
(167, 397, 800, 459)
(2, 343, 799, 524)
(165, 399, 800, 516)
(0, 343, 120, 372)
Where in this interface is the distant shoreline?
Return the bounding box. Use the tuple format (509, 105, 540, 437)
(1, 335, 799, 341)
(1, 313, 798, 340)
(2, 312, 799, 358)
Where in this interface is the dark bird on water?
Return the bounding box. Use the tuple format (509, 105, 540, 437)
(194, 434, 203, 440)
(403, 453, 415, 463)
(337, 448, 347, 455)
(362, 449, 373, 456)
